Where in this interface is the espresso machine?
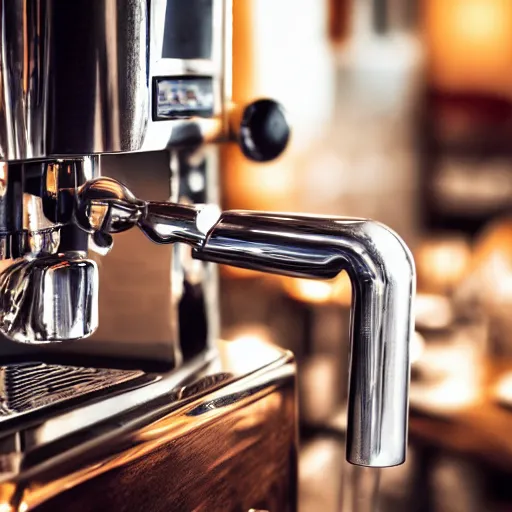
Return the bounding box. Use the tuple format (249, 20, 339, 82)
(0, 1, 416, 510)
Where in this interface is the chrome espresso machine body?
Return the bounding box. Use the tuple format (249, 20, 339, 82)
(0, 1, 416, 510)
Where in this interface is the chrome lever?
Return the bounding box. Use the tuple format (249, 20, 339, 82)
(77, 177, 416, 468)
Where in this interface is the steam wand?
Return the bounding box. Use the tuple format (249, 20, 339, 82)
(77, 177, 416, 469)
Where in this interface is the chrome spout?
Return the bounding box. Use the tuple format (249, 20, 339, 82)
(195, 212, 415, 467)
(77, 178, 416, 468)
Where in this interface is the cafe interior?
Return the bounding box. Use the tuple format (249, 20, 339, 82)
(221, 0, 512, 510)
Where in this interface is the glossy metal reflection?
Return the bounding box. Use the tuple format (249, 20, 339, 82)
(0, 342, 296, 511)
(0, 253, 98, 343)
(0, 157, 98, 260)
(0, 0, 236, 160)
(0, 157, 100, 344)
(199, 213, 415, 467)
(77, 177, 221, 249)
(0, 0, 148, 160)
(78, 177, 416, 468)
(0, 363, 143, 417)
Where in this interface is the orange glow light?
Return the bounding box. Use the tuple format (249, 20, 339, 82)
(281, 272, 352, 306)
(424, 0, 512, 96)
(415, 236, 472, 294)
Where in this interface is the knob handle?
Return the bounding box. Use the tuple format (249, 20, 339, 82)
(237, 99, 290, 162)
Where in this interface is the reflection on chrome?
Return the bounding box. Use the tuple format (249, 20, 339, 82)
(0, 363, 143, 418)
(78, 177, 416, 468)
(0, 253, 98, 343)
(6, 344, 293, 510)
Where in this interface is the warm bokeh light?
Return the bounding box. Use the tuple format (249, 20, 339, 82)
(415, 293, 454, 330)
(222, 326, 280, 373)
(411, 342, 483, 413)
(415, 236, 472, 294)
(472, 218, 512, 305)
(223, 0, 334, 213)
(494, 372, 512, 406)
(411, 331, 485, 414)
(411, 377, 480, 414)
(0, 502, 25, 512)
(411, 331, 426, 365)
(461, 218, 512, 354)
(300, 355, 342, 425)
(424, 0, 512, 96)
(280, 272, 352, 306)
(223, 158, 297, 211)
(220, 265, 264, 279)
(300, 438, 340, 479)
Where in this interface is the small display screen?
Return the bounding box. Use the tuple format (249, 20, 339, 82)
(154, 77, 214, 120)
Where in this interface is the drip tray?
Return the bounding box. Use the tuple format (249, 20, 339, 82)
(0, 363, 144, 422)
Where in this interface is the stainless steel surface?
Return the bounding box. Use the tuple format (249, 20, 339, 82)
(0, 0, 148, 159)
(76, 176, 221, 249)
(198, 212, 413, 467)
(0, 0, 282, 355)
(0, 339, 296, 511)
(0, 152, 216, 357)
(36, 149, 219, 365)
(0, 253, 98, 343)
(0, 362, 143, 419)
(144, 0, 231, 151)
(0, 9, 414, 512)
(0, 157, 98, 260)
(0, 0, 231, 160)
(0, 0, 228, 355)
(76, 177, 415, 468)
(0, 157, 100, 344)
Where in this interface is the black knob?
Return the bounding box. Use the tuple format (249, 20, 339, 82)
(239, 99, 290, 162)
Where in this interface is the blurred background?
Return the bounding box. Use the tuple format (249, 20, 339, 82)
(220, 0, 512, 510)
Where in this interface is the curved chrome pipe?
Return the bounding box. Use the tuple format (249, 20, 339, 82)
(77, 177, 416, 467)
(195, 213, 415, 467)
